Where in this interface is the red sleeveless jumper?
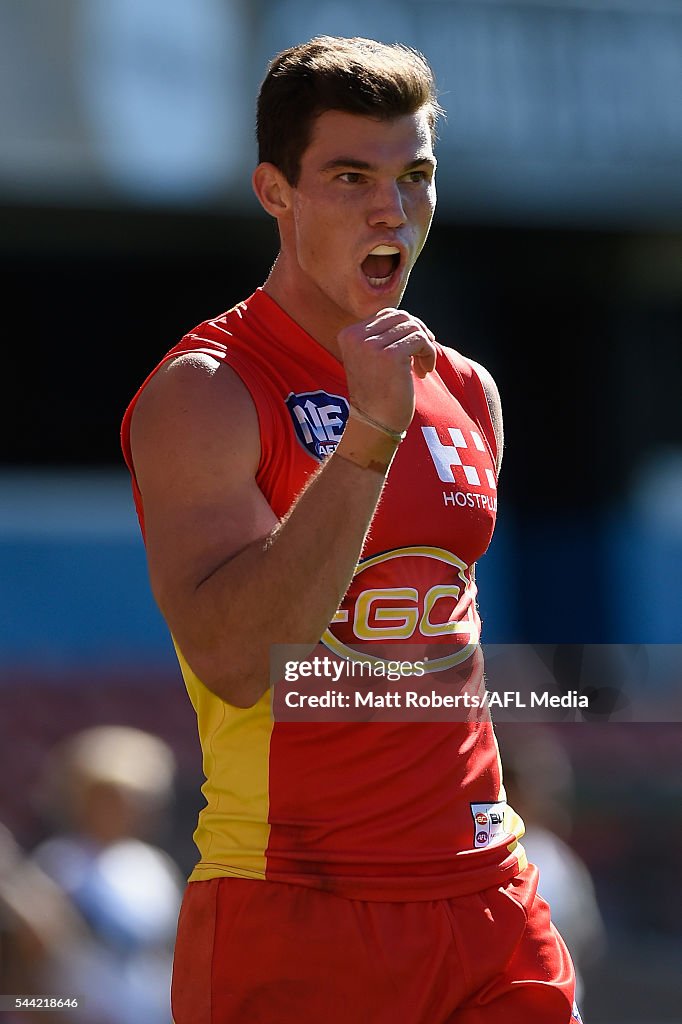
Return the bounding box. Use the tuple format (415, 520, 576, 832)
(121, 288, 526, 901)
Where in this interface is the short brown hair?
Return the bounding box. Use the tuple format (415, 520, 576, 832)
(257, 35, 444, 186)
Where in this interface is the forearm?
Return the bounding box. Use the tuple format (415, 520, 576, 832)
(172, 420, 398, 706)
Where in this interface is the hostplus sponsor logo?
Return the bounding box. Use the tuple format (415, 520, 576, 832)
(286, 391, 349, 461)
(421, 426, 497, 510)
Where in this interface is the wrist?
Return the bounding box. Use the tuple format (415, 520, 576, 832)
(334, 416, 402, 475)
(348, 404, 407, 443)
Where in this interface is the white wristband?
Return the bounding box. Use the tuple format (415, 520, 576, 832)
(349, 405, 407, 443)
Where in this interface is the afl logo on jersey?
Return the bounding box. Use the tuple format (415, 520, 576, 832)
(286, 390, 349, 461)
(470, 802, 507, 848)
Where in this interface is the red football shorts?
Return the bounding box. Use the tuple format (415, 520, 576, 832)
(172, 863, 581, 1024)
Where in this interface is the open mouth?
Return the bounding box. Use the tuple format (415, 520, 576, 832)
(360, 245, 402, 288)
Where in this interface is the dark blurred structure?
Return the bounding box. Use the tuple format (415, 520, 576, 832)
(1, 3, 681, 1022)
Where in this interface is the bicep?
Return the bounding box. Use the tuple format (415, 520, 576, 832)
(129, 354, 279, 627)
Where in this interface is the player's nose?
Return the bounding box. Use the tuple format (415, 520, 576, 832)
(367, 180, 407, 228)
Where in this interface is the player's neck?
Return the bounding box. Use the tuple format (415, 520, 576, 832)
(262, 257, 347, 363)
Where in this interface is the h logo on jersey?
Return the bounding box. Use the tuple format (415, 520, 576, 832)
(286, 390, 349, 461)
(422, 426, 497, 490)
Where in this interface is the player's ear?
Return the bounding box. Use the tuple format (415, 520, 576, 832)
(252, 163, 293, 218)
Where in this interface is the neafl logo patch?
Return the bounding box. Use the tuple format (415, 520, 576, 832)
(286, 390, 349, 461)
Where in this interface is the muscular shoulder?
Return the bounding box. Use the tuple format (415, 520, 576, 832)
(130, 351, 261, 489)
(135, 349, 245, 402)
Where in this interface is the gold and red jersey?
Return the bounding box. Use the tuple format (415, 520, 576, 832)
(121, 288, 525, 900)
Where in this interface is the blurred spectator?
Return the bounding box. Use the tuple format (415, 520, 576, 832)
(29, 726, 184, 1024)
(498, 726, 607, 1006)
(0, 821, 88, 1024)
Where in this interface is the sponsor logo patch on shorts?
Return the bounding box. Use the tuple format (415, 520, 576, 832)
(470, 801, 507, 848)
(286, 390, 349, 461)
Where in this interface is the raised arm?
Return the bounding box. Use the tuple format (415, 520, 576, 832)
(129, 309, 435, 708)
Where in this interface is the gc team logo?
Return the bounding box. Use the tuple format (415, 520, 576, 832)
(322, 546, 480, 672)
(286, 390, 349, 461)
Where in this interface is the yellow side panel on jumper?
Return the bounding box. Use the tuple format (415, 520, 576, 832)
(173, 641, 273, 882)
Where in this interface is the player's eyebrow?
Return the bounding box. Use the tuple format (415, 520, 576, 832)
(320, 155, 437, 173)
(404, 156, 437, 172)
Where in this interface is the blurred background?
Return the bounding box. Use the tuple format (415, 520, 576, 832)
(1, 1, 681, 1021)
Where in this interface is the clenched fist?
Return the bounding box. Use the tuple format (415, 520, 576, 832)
(337, 308, 437, 433)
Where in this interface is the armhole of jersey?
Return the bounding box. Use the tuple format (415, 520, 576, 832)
(436, 344, 498, 468)
(120, 342, 280, 536)
(121, 351, 177, 487)
(120, 351, 182, 539)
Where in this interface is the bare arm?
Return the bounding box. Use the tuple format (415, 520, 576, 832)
(130, 309, 436, 707)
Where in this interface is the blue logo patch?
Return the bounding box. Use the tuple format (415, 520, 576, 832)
(571, 1001, 584, 1024)
(286, 390, 349, 461)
